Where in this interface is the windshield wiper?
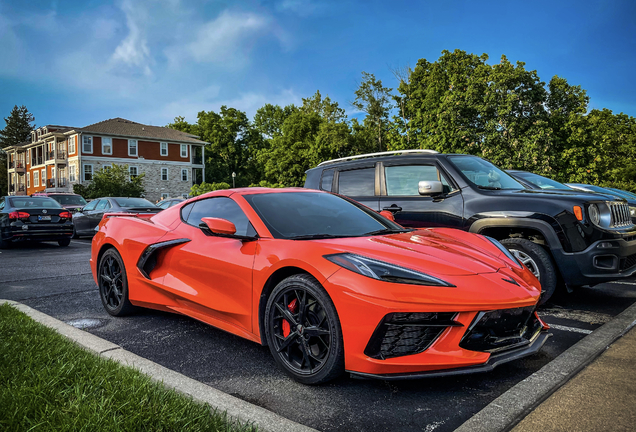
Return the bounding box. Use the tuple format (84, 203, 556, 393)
(476, 185, 502, 190)
(363, 228, 414, 236)
(287, 234, 350, 240)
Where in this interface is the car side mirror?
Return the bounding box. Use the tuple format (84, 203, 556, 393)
(199, 217, 237, 235)
(379, 210, 395, 221)
(418, 180, 443, 196)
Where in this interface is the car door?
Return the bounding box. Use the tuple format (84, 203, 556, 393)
(74, 200, 98, 235)
(334, 163, 379, 211)
(88, 199, 111, 229)
(160, 196, 258, 333)
(378, 161, 464, 228)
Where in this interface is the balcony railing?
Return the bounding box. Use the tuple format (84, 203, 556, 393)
(32, 157, 43, 166)
(193, 155, 203, 165)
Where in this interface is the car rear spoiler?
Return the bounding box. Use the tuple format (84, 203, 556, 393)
(103, 212, 156, 221)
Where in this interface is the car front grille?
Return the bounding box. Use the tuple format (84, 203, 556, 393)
(364, 312, 461, 360)
(620, 253, 636, 271)
(459, 306, 542, 353)
(609, 202, 632, 228)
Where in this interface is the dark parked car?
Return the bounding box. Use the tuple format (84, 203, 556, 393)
(0, 196, 73, 248)
(304, 151, 636, 304)
(73, 197, 161, 238)
(157, 197, 185, 210)
(32, 192, 88, 212)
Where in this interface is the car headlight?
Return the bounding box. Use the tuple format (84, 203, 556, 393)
(630, 207, 636, 218)
(484, 236, 522, 268)
(589, 204, 601, 225)
(324, 253, 454, 287)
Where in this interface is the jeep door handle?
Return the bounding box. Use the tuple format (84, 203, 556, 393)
(382, 206, 402, 213)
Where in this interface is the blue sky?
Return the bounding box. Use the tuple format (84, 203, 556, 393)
(1, 0, 635, 130)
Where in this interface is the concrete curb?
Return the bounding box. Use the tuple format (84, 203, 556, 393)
(1, 299, 318, 432)
(454, 301, 636, 432)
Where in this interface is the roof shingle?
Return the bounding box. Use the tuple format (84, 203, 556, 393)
(80, 118, 206, 144)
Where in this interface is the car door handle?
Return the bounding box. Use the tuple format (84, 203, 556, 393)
(382, 206, 402, 213)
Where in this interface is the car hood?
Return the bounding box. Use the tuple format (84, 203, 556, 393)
(496, 188, 624, 202)
(314, 228, 513, 277)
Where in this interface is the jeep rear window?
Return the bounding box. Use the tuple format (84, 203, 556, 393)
(320, 169, 334, 192)
(448, 156, 524, 190)
(338, 168, 375, 196)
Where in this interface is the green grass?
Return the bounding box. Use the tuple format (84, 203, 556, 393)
(0, 304, 256, 432)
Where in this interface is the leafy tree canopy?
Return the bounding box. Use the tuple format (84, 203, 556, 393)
(73, 164, 145, 199)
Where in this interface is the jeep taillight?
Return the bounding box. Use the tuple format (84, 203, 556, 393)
(59, 211, 72, 219)
(9, 211, 30, 220)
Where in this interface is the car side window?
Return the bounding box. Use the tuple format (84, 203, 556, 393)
(0, 199, 4, 210)
(385, 165, 455, 196)
(320, 169, 334, 192)
(183, 197, 256, 237)
(337, 167, 375, 196)
(95, 200, 109, 210)
(83, 200, 98, 211)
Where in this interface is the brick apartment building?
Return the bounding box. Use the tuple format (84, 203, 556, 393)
(4, 118, 206, 202)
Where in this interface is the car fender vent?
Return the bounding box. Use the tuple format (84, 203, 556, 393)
(137, 238, 191, 279)
(364, 312, 462, 360)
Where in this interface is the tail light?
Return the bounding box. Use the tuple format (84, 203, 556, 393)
(59, 211, 73, 219)
(9, 211, 30, 220)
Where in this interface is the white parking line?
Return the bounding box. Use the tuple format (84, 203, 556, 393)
(609, 281, 636, 286)
(546, 323, 593, 335)
(539, 308, 612, 324)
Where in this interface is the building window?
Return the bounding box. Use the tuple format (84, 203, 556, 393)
(27, 172, 30, 188)
(51, 167, 56, 183)
(84, 164, 93, 181)
(160, 142, 168, 156)
(34, 171, 39, 187)
(70, 165, 76, 182)
(161, 168, 169, 181)
(128, 139, 138, 156)
(68, 136, 76, 154)
(41, 169, 46, 183)
(129, 166, 138, 180)
(180, 144, 188, 158)
(102, 164, 112, 171)
(102, 137, 112, 155)
(161, 193, 169, 200)
(181, 169, 188, 181)
(83, 136, 93, 153)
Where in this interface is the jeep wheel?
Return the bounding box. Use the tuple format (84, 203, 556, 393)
(500, 238, 557, 305)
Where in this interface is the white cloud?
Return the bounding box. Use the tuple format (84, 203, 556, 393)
(111, 0, 152, 76)
(165, 10, 273, 67)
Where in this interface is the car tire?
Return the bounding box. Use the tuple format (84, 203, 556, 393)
(500, 238, 557, 305)
(98, 248, 136, 316)
(264, 274, 344, 385)
(0, 236, 11, 249)
(58, 238, 71, 247)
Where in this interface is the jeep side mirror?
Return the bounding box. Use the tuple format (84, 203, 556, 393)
(200, 217, 237, 235)
(418, 180, 443, 196)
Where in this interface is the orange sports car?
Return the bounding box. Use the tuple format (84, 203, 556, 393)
(91, 188, 549, 384)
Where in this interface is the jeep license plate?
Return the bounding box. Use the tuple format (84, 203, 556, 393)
(38, 215, 51, 221)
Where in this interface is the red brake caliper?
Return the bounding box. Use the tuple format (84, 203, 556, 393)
(282, 298, 298, 338)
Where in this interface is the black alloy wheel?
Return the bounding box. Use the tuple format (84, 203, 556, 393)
(500, 238, 557, 305)
(98, 249, 136, 316)
(265, 274, 344, 385)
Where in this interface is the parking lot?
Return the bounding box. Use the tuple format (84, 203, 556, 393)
(2, 239, 636, 432)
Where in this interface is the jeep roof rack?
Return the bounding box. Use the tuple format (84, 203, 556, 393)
(317, 149, 439, 167)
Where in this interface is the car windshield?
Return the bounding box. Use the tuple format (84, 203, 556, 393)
(50, 195, 88, 206)
(243, 192, 405, 239)
(514, 172, 572, 190)
(448, 156, 524, 190)
(8, 197, 62, 208)
(113, 198, 156, 208)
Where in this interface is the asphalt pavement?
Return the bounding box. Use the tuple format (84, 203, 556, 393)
(2, 239, 636, 432)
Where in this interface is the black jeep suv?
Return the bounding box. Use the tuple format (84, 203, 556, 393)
(304, 150, 636, 303)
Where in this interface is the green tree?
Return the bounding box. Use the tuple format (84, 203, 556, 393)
(189, 181, 231, 197)
(253, 104, 299, 138)
(352, 72, 393, 151)
(0, 105, 35, 196)
(73, 164, 145, 199)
